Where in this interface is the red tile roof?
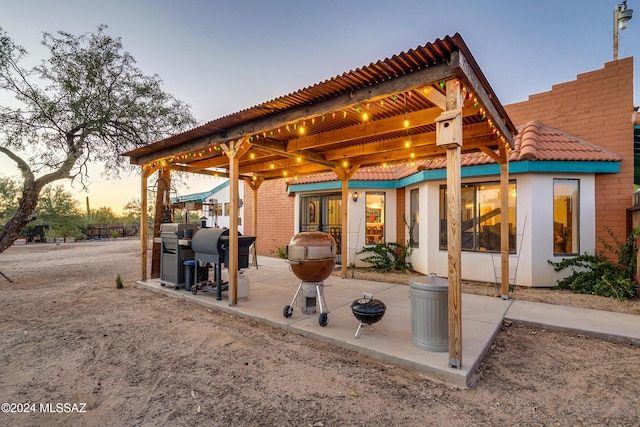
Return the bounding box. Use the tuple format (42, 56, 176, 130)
(290, 121, 621, 184)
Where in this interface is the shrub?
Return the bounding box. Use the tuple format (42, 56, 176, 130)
(273, 246, 287, 259)
(548, 228, 639, 300)
(115, 274, 123, 289)
(357, 242, 412, 273)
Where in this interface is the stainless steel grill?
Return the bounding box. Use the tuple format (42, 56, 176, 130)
(160, 223, 198, 289)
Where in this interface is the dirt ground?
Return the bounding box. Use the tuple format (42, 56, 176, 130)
(0, 239, 639, 426)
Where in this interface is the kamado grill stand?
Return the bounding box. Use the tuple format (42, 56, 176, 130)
(282, 232, 336, 327)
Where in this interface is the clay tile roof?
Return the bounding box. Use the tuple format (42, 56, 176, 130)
(290, 121, 620, 185)
(510, 121, 622, 162)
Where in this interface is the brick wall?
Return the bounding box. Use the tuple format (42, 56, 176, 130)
(505, 58, 635, 250)
(243, 178, 294, 257)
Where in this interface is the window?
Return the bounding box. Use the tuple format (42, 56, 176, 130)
(365, 192, 385, 245)
(409, 189, 419, 248)
(553, 179, 579, 254)
(439, 181, 516, 252)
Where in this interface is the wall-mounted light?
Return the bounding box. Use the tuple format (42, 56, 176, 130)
(352, 191, 359, 203)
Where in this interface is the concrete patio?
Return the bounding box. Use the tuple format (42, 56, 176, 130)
(137, 256, 512, 388)
(137, 255, 640, 388)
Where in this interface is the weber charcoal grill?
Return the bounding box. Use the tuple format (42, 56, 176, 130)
(282, 232, 336, 327)
(190, 228, 256, 299)
(160, 223, 198, 289)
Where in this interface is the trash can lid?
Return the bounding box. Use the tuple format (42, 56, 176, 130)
(409, 276, 448, 291)
(183, 260, 196, 265)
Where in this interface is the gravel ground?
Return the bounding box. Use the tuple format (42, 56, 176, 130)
(0, 239, 638, 426)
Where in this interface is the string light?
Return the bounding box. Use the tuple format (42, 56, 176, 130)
(141, 86, 507, 173)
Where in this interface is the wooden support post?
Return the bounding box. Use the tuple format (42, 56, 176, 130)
(245, 176, 264, 268)
(140, 169, 150, 281)
(222, 138, 249, 306)
(446, 145, 462, 369)
(340, 179, 348, 276)
(500, 144, 510, 299)
(333, 165, 359, 279)
(438, 79, 463, 369)
(151, 167, 171, 278)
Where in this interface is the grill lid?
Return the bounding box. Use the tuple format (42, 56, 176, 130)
(286, 232, 335, 261)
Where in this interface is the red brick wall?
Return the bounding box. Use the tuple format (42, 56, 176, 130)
(243, 178, 294, 256)
(505, 58, 635, 250)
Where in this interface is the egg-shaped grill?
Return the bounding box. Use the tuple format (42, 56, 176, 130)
(283, 231, 336, 327)
(286, 231, 336, 282)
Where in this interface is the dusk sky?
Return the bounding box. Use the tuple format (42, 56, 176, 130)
(1, 0, 639, 213)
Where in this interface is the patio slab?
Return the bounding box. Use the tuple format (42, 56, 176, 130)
(136, 256, 511, 388)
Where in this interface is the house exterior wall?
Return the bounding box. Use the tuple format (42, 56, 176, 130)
(246, 60, 630, 287)
(203, 180, 245, 233)
(404, 173, 597, 287)
(505, 58, 635, 249)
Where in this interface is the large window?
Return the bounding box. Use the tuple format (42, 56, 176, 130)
(553, 179, 579, 255)
(439, 181, 517, 252)
(365, 192, 385, 245)
(409, 189, 419, 248)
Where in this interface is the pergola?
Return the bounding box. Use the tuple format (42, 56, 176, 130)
(124, 33, 516, 369)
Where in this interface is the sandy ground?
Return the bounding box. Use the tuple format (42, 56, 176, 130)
(0, 239, 639, 426)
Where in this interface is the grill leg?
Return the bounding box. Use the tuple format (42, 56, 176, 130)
(316, 283, 328, 314)
(216, 262, 223, 300)
(289, 282, 303, 308)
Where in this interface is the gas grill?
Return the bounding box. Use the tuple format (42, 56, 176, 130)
(160, 223, 198, 289)
(190, 228, 256, 299)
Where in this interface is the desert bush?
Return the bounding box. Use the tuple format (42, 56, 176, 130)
(357, 242, 412, 273)
(548, 228, 639, 300)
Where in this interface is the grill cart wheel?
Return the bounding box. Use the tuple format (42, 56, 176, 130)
(283, 305, 293, 318)
(191, 286, 198, 295)
(319, 312, 328, 327)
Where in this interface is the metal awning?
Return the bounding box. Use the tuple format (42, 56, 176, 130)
(123, 33, 516, 179)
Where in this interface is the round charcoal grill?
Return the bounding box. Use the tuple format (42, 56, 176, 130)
(351, 297, 386, 338)
(282, 232, 336, 327)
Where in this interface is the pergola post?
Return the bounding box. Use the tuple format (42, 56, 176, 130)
(500, 145, 510, 299)
(437, 79, 463, 369)
(245, 176, 264, 267)
(151, 167, 171, 278)
(140, 165, 158, 281)
(222, 138, 250, 306)
(333, 165, 359, 278)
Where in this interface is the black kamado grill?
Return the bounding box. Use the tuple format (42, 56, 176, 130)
(190, 228, 256, 300)
(282, 232, 336, 327)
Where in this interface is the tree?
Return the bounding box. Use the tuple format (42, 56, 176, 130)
(31, 184, 86, 239)
(0, 25, 196, 253)
(0, 176, 19, 225)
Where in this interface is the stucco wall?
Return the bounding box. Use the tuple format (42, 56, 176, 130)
(408, 173, 596, 288)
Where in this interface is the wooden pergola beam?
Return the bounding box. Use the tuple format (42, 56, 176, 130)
(129, 62, 456, 165)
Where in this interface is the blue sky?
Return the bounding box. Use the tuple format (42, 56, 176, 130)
(1, 0, 639, 212)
